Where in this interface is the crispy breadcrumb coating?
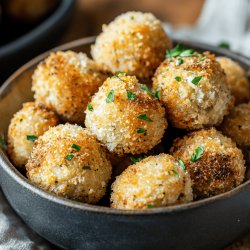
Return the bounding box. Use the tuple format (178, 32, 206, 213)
(91, 11, 172, 81)
(7, 102, 59, 168)
(153, 52, 234, 130)
(220, 103, 250, 148)
(217, 57, 250, 105)
(111, 154, 193, 209)
(85, 74, 167, 155)
(170, 128, 245, 199)
(32, 51, 107, 125)
(26, 124, 112, 204)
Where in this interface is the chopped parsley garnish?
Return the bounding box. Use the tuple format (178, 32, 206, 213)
(155, 90, 161, 100)
(20, 118, 23, 122)
(72, 144, 81, 151)
(87, 102, 93, 111)
(218, 42, 230, 49)
(175, 76, 181, 82)
(126, 90, 136, 100)
(176, 58, 184, 66)
(166, 43, 195, 59)
(130, 155, 147, 164)
(113, 71, 126, 77)
(177, 158, 186, 170)
(106, 90, 115, 103)
(170, 169, 179, 177)
(190, 146, 204, 162)
(26, 135, 38, 141)
(191, 76, 202, 85)
(147, 204, 153, 209)
(0, 133, 7, 150)
(197, 56, 206, 63)
(83, 166, 91, 170)
(137, 114, 153, 122)
(136, 128, 146, 134)
(65, 154, 74, 160)
(141, 84, 155, 97)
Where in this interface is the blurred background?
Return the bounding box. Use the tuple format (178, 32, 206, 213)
(0, 0, 249, 81)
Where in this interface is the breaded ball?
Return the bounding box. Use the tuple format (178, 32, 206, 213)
(110, 154, 193, 209)
(32, 51, 107, 125)
(153, 51, 234, 130)
(217, 57, 250, 104)
(220, 103, 250, 148)
(91, 11, 172, 81)
(26, 124, 112, 204)
(85, 73, 167, 155)
(7, 102, 59, 168)
(170, 128, 245, 199)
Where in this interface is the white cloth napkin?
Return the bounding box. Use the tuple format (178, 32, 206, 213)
(164, 0, 250, 57)
(1, 0, 250, 249)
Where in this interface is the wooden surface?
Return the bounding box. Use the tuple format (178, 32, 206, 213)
(60, 1, 250, 249)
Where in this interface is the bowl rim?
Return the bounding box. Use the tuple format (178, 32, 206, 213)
(0, 36, 249, 215)
(0, 0, 74, 58)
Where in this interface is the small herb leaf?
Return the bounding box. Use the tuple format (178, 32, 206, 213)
(190, 146, 204, 162)
(87, 102, 93, 111)
(191, 76, 202, 85)
(65, 154, 74, 160)
(106, 90, 115, 103)
(147, 204, 153, 209)
(136, 128, 146, 134)
(137, 114, 153, 122)
(27, 135, 38, 141)
(176, 58, 184, 66)
(130, 155, 147, 164)
(83, 166, 91, 170)
(113, 71, 126, 77)
(218, 42, 230, 49)
(171, 169, 179, 177)
(126, 90, 136, 101)
(175, 76, 181, 82)
(177, 158, 186, 170)
(141, 84, 156, 97)
(72, 144, 81, 151)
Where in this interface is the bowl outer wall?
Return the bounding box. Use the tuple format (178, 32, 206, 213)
(0, 37, 250, 250)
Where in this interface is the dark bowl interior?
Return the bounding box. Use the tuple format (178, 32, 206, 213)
(0, 0, 74, 83)
(0, 37, 249, 250)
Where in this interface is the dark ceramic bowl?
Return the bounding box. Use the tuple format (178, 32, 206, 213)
(0, 0, 74, 83)
(0, 37, 249, 250)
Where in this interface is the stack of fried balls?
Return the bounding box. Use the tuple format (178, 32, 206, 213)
(6, 12, 249, 209)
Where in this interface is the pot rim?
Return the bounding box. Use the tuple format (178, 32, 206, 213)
(0, 36, 249, 216)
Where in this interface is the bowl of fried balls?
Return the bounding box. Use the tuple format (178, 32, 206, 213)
(0, 11, 249, 250)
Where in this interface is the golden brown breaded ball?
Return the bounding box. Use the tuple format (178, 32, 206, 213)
(110, 154, 193, 209)
(220, 103, 250, 148)
(26, 124, 112, 204)
(217, 57, 250, 105)
(85, 73, 167, 156)
(170, 128, 245, 199)
(91, 11, 172, 81)
(32, 51, 107, 125)
(153, 51, 234, 130)
(7, 102, 59, 168)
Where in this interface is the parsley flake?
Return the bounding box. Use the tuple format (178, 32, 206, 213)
(0, 133, 7, 150)
(175, 76, 181, 82)
(20, 118, 23, 122)
(170, 169, 179, 177)
(106, 90, 115, 103)
(218, 42, 230, 49)
(137, 114, 153, 122)
(197, 56, 206, 63)
(166, 43, 195, 59)
(26, 135, 38, 141)
(190, 146, 204, 162)
(136, 128, 146, 134)
(141, 84, 156, 97)
(87, 102, 93, 111)
(126, 90, 136, 100)
(176, 58, 184, 66)
(65, 154, 74, 160)
(72, 144, 81, 151)
(83, 166, 91, 170)
(177, 158, 186, 170)
(113, 71, 126, 77)
(155, 90, 161, 100)
(130, 155, 147, 164)
(191, 76, 202, 85)
(147, 204, 153, 209)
